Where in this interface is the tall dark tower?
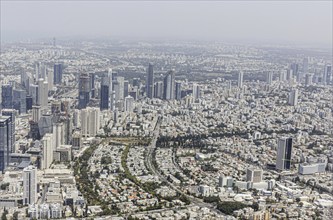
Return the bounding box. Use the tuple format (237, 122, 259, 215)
(276, 137, 292, 171)
(78, 73, 90, 109)
(146, 63, 154, 98)
(53, 63, 63, 85)
(1, 84, 13, 109)
(100, 75, 110, 110)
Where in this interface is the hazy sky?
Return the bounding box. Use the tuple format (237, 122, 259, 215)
(1, 1, 332, 46)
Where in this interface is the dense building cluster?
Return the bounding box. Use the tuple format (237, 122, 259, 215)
(0, 40, 332, 219)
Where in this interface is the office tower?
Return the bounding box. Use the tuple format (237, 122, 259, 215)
(23, 166, 37, 205)
(114, 76, 125, 101)
(38, 114, 53, 137)
(53, 63, 63, 85)
(279, 71, 286, 81)
(124, 80, 129, 98)
(37, 79, 48, 108)
(0, 116, 13, 172)
(305, 74, 312, 86)
(154, 81, 163, 99)
(29, 84, 38, 105)
(286, 69, 293, 81)
(80, 107, 100, 137)
(1, 84, 13, 109)
(192, 83, 201, 100)
(303, 57, 308, 75)
(13, 88, 27, 114)
(72, 132, 82, 149)
(323, 65, 332, 85)
(78, 73, 90, 109)
(41, 133, 53, 169)
(26, 96, 33, 111)
(124, 96, 134, 112)
(129, 91, 138, 101)
(238, 71, 243, 88)
(47, 69, 54, 91)
(266, 72, 273, 85)
(246, 168, 263, 183)
(53, 123, 64, 150)
(35, 62, 41, 81)
(290, 63, 299, 78)
(107, 68, 114, 109)
(163, 70, 175, 100)
(21, 72, 30, 91)
(2, 109, 16, 151)
(32, 106, 41, 122)
(175, 82, 182, 100)
(146, 63, 154, 98)
(90, 73, 95, 98)
(276, 137, 293, 171)
(100, 76, 110, 110)
(288, 89, 298, 106)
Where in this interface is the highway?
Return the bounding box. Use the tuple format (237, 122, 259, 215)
(145, 118, 224, 216)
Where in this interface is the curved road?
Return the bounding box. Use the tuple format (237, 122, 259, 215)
(145, 118, 224, 216)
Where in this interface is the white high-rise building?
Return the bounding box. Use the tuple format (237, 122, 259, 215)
(23, 166, 37, 205)
(266, 72, 273, 85)
(288, 89, 298, 106)
(53, 123, 64, 150)
(32, 105, 41, 122)
(47, 68, 54, 90)
(41, 133, 53, 169)
(81, 107, 100, 137)
(238, 71, 243, 88)
(37, 79, 48, 108)
(124, 96, 134, 112)
(192, 84, 201, 100)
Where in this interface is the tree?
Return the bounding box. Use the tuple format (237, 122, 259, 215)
(1, 208, 8, 220)
(217, 201, 247, 215)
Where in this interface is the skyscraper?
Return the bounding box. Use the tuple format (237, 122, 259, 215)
(276, 137, 293, 171)
(163, 70, 175, 100)
(53, 123, 64, 150)
(192, 83, 201, 100)
(323, 64, 332, 85)
(2, 109, 16, 152)
(80, 107, 100, 137)
(238, 71, 243, 88)
(23, 166, 37, 205)
(154, 81, 163, 99)
(1, 84, 13, 109)
(303, 57, 309, 75)
(124, 96, 134, 112)
(175, 82, 182, 100)
(146, 63, 154, 98)
(41, 133, 53, 169)
(90, 73, 95, 98)
(78, 73, 90, 109)
(266, 72, 273, 85)
(37, 79, 48, 108)
(13, 88, 27, 114)
(0, 116, 13, 172)
(100, 76, 110, 110)
(53, 63, 63, 85)
(288, 89, 298, 106)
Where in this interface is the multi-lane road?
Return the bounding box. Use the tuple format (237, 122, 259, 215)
(145, 118, 224, 215)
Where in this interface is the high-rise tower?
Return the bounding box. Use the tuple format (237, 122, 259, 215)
(146, 63, 154, 98)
